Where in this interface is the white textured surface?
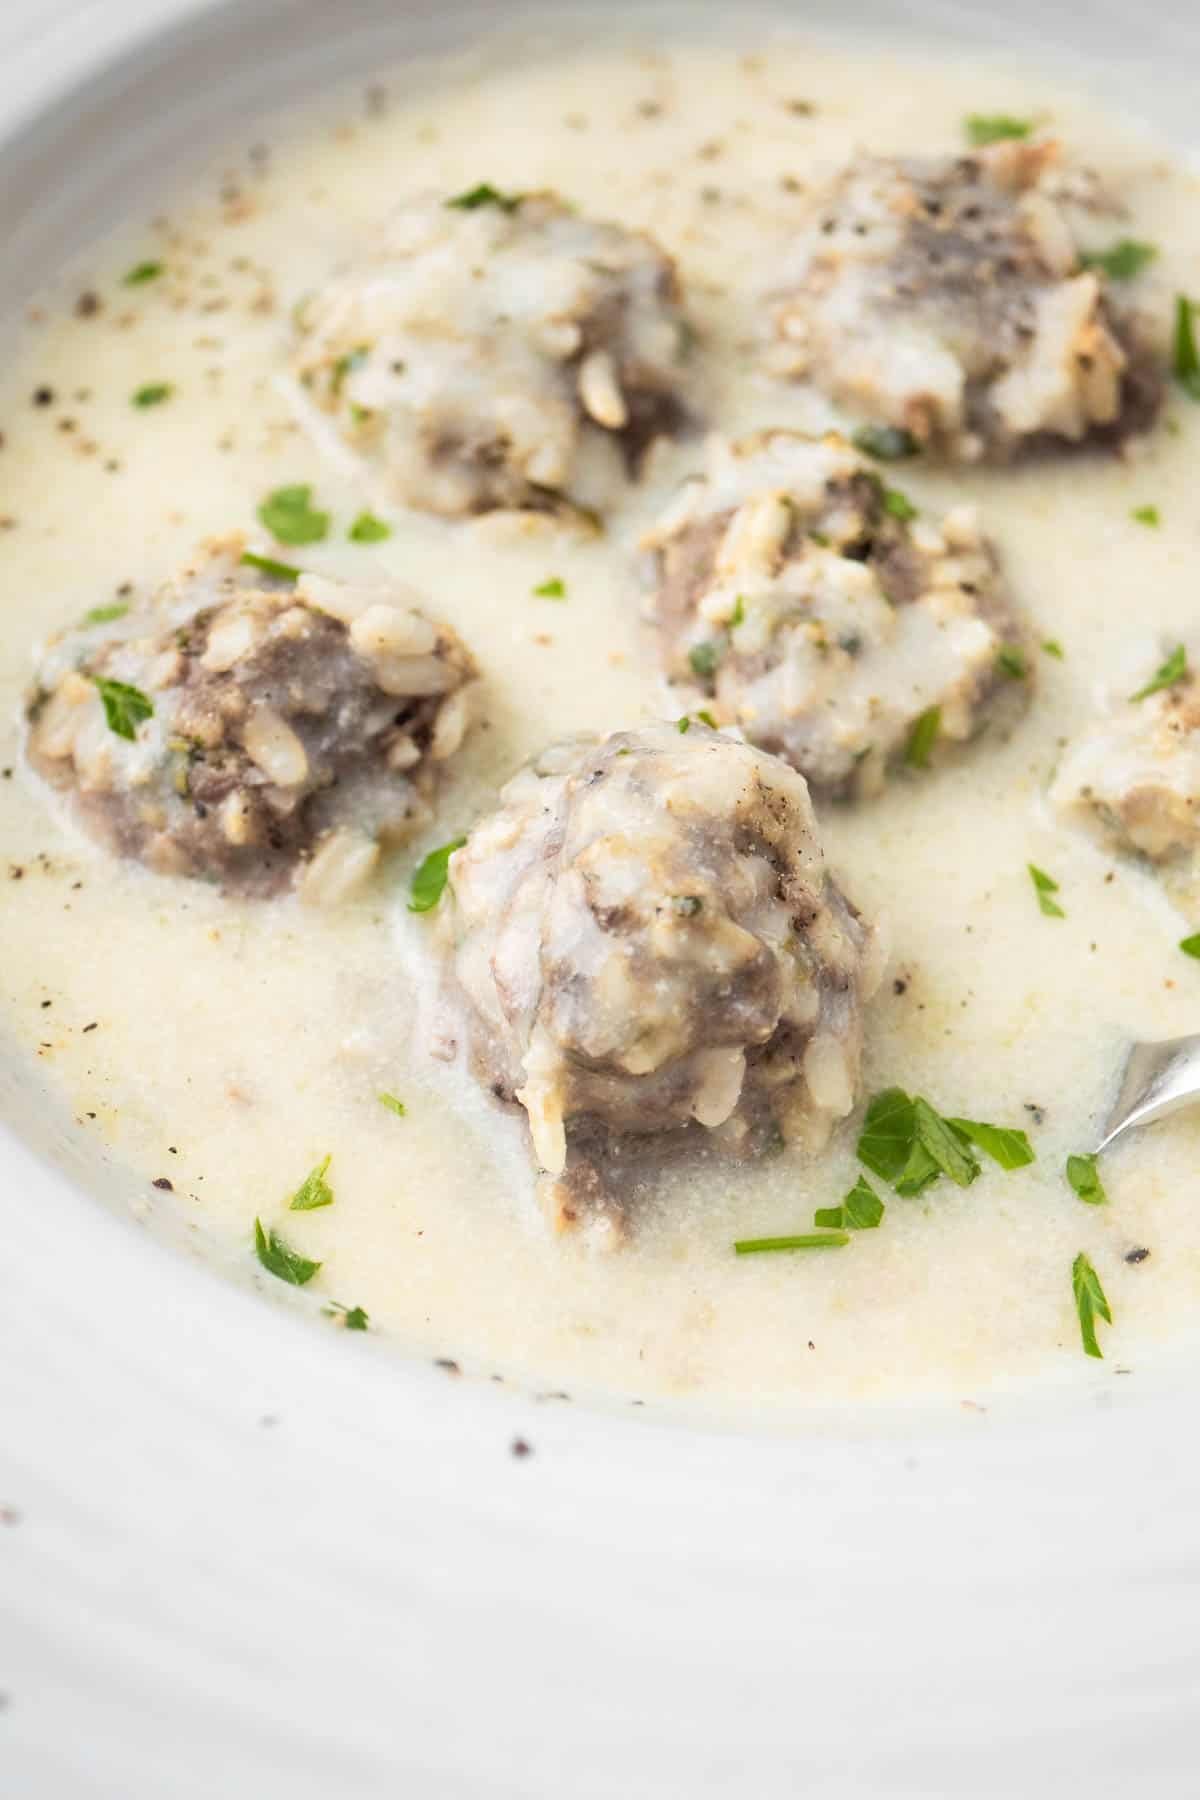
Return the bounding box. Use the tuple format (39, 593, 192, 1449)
(3, 2, 1200, 1795)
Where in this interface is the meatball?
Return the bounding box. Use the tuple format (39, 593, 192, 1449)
(26, 536, 480, 901)
(644, 430, 1030, 798)
(440, 724, 882, 1233)
(292, 189, 693, 518)
(1051, 664, 1200, 861)
(767, 140, 1161, 461)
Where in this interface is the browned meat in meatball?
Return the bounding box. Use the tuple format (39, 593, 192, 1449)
(438, 724, 882, 1235)
(26, 536, 480, 901)
(767, 140, 1161, 462)
(645, 430, 1030, 798)
(293, 189, 694, 518)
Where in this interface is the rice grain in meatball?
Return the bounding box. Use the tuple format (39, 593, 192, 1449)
(26, 536, 480, 902)
(767, 139, 1161, 462)
(645, 430, 1030, 798)
(293, 188, 694, 518)
(439, 724, 882, 1233)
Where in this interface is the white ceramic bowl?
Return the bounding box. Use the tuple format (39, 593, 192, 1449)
(3, 3, 1200, 1793)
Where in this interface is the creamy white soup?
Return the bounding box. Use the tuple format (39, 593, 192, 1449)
(3, 32, 1200, 1415)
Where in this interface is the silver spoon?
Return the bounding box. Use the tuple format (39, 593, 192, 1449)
(1096, 1034, 1200, 1153)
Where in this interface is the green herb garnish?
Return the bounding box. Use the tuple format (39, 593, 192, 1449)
(905, 705, 941, 769)
(289, 1154, 333, 1212)
(730, 595, 746, 628)
(733, 1231, 850, 1255)
(123, 260, 164, 286)
(1130, 645, 1187, 702)
(996, 645, 1027, 680)
(1131, 505, 1160, 527)
(409, 836, 466, 913)
(132, 382, 172, 408)
(332, 345, 370, 392)
(1079, 240, 1157, 281)
(80, 603, 129, 627)
(688, 642, 721, 679)
(882, 486, 918, 522)
(1066, 1152, 1106, 1206)
(1180, 933, 1200, 959)
(257, 483, 330, 546)
(378, 1092, 407, 1117)
(949, 1118, 1035, 1170)
(254, 1219, 321, 1286)
(1072, 1251, 1112, 1359)
(446, 183, 523, 213)
(91, 676, 153, 741)
(852, 423, 918, 462)
(965, 114, 1033, 145)
(533, 577, 566, 599)
(240, 550, 301, 583)
(1173, 295, 1200, 399)
(1028, 864, 1065, 919)
(857, 1089, 1034, 1196)
(910, 1096, 979, 1188)
(324, 1302, 370, 1330)
(695, 709, 718, 729)
(1041, 639, 1064, 660)
(348, 511, 391, 543)
(814, 1174, 884, 1231)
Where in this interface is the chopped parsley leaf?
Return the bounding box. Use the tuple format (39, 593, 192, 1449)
(533, 577, 566, 599)
(905, 705, 940, 769)
(446, 183, 523, 212)
(91, 675, 153, 741)
(688, 641, 721, 679)
(996, 645, 1027, 680)
(814, 1174, 884, 1231)
(1173, 294, 1200, 399)
(733, 1231, 850, 1255)
(1180, 933, 1200, 959)
(852, 423, 918, 461)
(1131, 505, 1161, 527)
(911, 1096, 978, 1188)
(324, 1302, 370, 1330)
(123, 260, 164, 286)
(858, 1089, 1033, 1195)
(695, 709, 718, 729)
(1066, 1152, 1106, 1206)
(1041, 639, 1065, 660)
(254, 1219, 321, 1286)
(378, 1091, 407, 1117)
(1079, 239, 1157, 281)
(289, 1154, 334, 1211)
(1028, 864, 1065, 918)
(348, 511, 391, 543)
(882, 486, 918, 522)
(332, 345, 370, 392)
(80, 603, 129, 627)
(677, 715, 692, 734)
(949, 1118, 1035, 1170)
(240, 550, 301, 583)
(965, 114, 1033, 145)
(1130, 645, 1187, 702)
(730, 595, 746, 628)
(132, 382, 172, 408)
(408, 836, 466, 913)
(257, 483, 330, 546)
(856, 1088, 919, 1185)
(1072, 1251, 1112, 1359)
